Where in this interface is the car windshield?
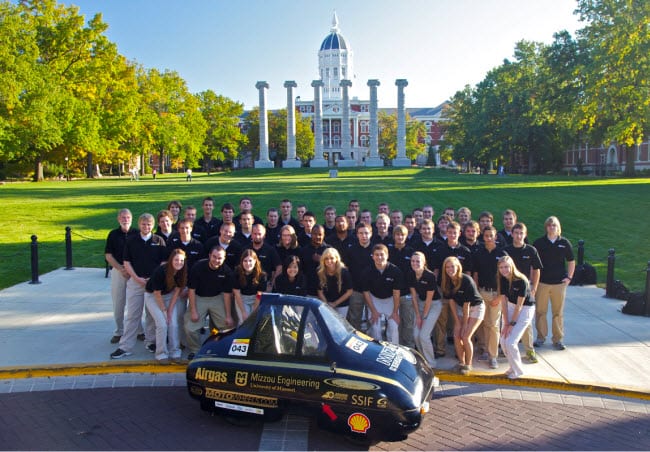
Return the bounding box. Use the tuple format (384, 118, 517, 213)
(318, 303, 354, 344)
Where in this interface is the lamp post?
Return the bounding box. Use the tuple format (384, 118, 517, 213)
(64, 157, 69, 181)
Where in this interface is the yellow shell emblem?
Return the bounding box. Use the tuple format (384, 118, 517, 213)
(347, 412, 371, 433)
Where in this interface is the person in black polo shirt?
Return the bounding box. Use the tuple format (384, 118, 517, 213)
(497, 255, 535, 380)
(326, 215, 354, 262)
(299, 224, 329, 296)
(442, 256, 485, 376)
(408, 251, 441, 367)
(317, 248, 353, 318)
(244, 224, 281, 290)
(362, 244, 402, 344)
(533, 216, 575, 351)
(345, 223, 375, 331)
(389, 225, 415, 348)
(194, 197, 221, 240)
(184, 246, 234, 359)
(104, 208, 139, 344)
(111, 213, 167, 359)
(472, 226, 508, 369)
(205, 222, 242, 271)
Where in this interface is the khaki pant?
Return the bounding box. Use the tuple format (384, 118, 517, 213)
(433, 299, 452, 355)
(184, 294, 228, 354)
(478, 289, 501, 359)
(346, 291, 366, 331)
(398, 295, 415, 348)
(535, 283, 566, 344)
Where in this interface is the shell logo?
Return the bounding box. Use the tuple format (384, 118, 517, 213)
(347, 412, 371, 433)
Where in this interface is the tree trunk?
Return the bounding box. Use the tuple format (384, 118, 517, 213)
(159, 147, 165, 174)
(624, 145, 635, 177)
(33, 154, 44, 182)
(86, 152, 93, 178)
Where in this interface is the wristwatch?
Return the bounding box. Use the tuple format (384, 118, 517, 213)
(509, 320, 516, 326)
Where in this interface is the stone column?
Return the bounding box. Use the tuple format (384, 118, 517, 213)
(254, 81, 274, 168)
(393, 79, 411, 167)
(365, 79, 383, 167)
(282, 81, 300, 168)
(310, 80, 328, 168)
(338, 79, 357, 167)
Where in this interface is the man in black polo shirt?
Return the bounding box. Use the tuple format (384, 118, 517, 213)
(184, 246, 234, 359)
(104, 208, 139, 344)
(194, 197, 221, 240)
(233, 196, 263, 230)
(245, 224, 282, 289)
(362, 244, 402, 344)
(533, 216, 574, 351)
(344, 223, 375, 331)
(111, 213, 167, 359)
(388, 225, 415, 348)
(326, 215, 354, 262)
(205, 222, 242, 271)
(264, 208, 282, 247)
(472, 225, 508, 369)
(300, 224, 329, 296)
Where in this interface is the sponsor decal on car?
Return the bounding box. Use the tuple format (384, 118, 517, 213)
(321, 391, 349, 402)
(235, 370, 322, 392)
(375, 343, 416, 371)
(347, 412, 371, 433)
(345, 336, 368, 354)
(235, 371, 248, 387)
(324, 378, 380, 391)
(205, 388, 278, 408)
(214, 400, 264, 415)
(376, 397, 388, 409)
(194, 368, 227, 383)
(229, 338, 249, 356)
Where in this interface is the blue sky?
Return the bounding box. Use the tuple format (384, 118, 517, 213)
(64, 0, 582, 109)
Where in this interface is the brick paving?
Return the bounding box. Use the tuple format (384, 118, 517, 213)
(1, 377, 650, 451)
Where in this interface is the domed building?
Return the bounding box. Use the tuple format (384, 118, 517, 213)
(293, 13, 446, 167)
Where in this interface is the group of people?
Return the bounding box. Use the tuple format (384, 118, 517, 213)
(105, 197, 575, 378)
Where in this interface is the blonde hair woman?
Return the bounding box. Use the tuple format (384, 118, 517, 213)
(317, 248, 353, 318)
(497, 255, 534, 379)
(441, 256, 485, 375)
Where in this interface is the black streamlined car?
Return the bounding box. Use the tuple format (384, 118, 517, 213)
(186, 293, 435, 442)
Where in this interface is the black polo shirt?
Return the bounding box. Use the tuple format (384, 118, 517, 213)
(300, 243, 330, 295)
(388, 244, 414, 295)
(233, 271, 267, 296)
(188, 259, 233, 297)
(533, 236, 575, 284)
(325, 232, 355, 264)
(344, 243, 374, 292)
(411, 238, 441, 273)
(319, 268, 353, 306)
(443, 274, 483, 306)
(472, 246, 508, 290)
(499, 277, 533, 306)
(361, 263, 403, 299)
(244, 243, 281, 277)
(265, 224, 282, 247)
(432, 243, 473, 275)
(203, 238, 243, 271)
(195, 217, 222, 239)
(504, 244, 543, 277)
(168, 238, 206, 272)
(145, 263, 182, 294)
(276, 245, 301, 265)
(273, 273, 307, 296)
(407, 268, 440, 301)
(105, 227, 139, 264)
(123, 234, 167, 278)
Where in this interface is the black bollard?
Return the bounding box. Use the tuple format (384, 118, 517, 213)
(577, 240, 585, 266)
(29, 235, 41, 284)
(605, 249, 615, 298)
(645, 261, 650, 317)
(65, 226, 73, 270)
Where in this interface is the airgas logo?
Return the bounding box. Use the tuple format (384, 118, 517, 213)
(194, 367, 227, 383)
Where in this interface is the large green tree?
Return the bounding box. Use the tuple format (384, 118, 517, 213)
(574, 0, 650, 175)
(196, 90, 247, 169)
(245, 108, 313, 164)
(137, 68, 207, 173)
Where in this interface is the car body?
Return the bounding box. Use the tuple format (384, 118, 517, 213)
(186, 293, 435, 442)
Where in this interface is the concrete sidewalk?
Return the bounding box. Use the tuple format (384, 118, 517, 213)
(1, 268, 649, 397)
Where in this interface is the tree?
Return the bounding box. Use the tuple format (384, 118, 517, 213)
(574, 0, 650, 175)
(378, 111, 397, 159)
(196, 90, 247, 169)
(137, 68, 207, 173)
(245, 108, 313, 164)
(405, 120, 426, 161)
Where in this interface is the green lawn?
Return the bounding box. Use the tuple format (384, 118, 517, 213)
(2, 168, 649, 291)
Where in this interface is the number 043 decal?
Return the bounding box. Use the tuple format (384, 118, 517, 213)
(229, 338, 250, 356)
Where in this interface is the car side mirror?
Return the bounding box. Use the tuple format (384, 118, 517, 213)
(330, 361, 337, 373)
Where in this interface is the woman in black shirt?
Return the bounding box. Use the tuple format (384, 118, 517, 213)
(408, 251, 441, 368)
(317, 248, 353, 318)
(497, 255, 535, 379)
(273, 255, 307, 296)
(233, 249, 267, 324)
(441, 256, 485, 375)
